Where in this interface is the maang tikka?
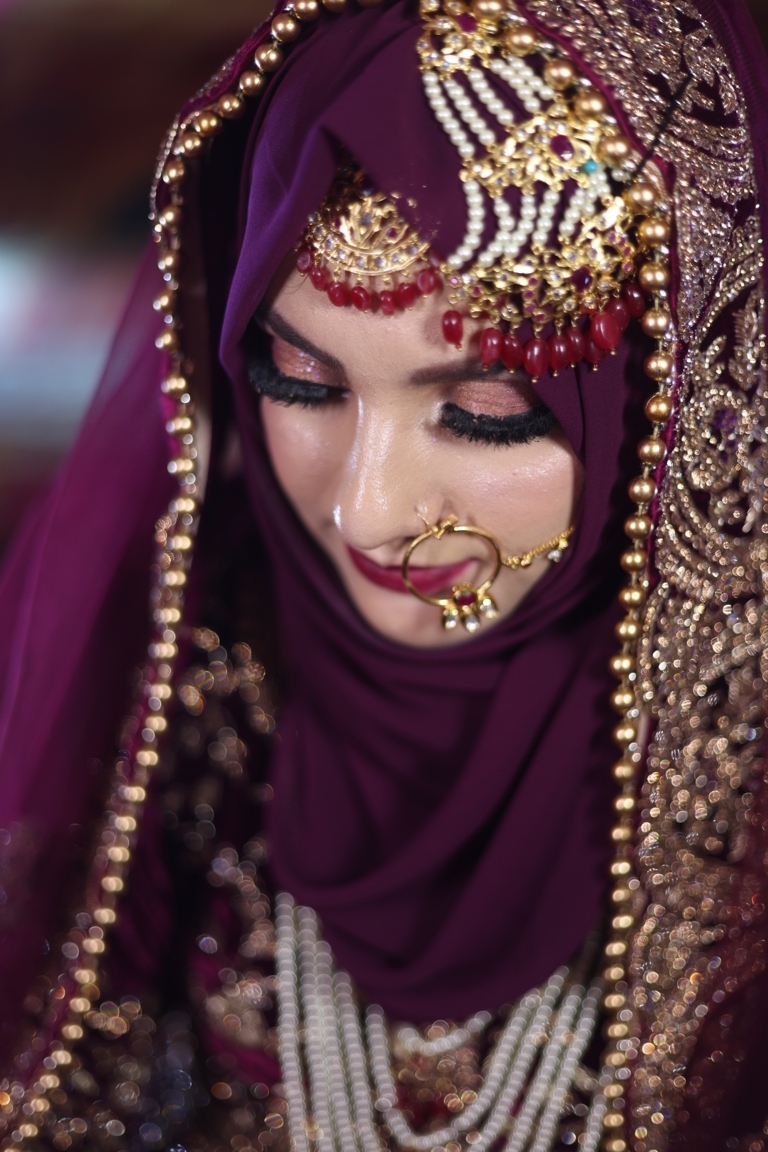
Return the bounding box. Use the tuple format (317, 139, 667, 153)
(295, 0, 672, 382)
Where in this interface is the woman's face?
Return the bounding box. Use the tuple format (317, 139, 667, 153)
(255, 266, 583, 648)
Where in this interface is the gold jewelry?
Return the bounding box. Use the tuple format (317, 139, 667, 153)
(295, 0, 671, 382)
(401, 517, 573, 632)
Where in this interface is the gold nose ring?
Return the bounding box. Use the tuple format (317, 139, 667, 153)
(401, 519, 573, 632)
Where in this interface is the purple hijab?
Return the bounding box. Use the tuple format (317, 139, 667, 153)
(0, 0, 765, 1059)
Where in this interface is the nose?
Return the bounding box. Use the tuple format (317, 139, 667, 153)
(333, 401, 432, 553)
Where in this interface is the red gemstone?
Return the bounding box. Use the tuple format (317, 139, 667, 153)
(590, 311, 622, 351)
(585, 336, 607, 367)
(523, 338, 549, 380)
(571, 266, 593, 292)
(396, 281, 419, 309)
(296, 247, 313, 275)
(500, 332, 523, 371)
(442, 310, 463, 348)
(310, 265, 328, 291)
(328, 282, 348, 307)
(622, 281, 647, 319)
(550, 135, 575, 161)
(416, 268, 439, 295)
(350, 286, 372, 312)
(456, 12, 477, 31)
(548, 334, 570, 375)
(379, 291, 396, 316)
(606, 297, 631, 332)
(455, 589, 478, 608)
(565, 325, 585, 365)
(480, 328, 503, 368)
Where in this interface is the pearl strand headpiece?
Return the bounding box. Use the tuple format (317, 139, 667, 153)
(296, 0, 670, 380)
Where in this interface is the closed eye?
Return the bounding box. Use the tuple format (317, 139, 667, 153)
(249, 358, 347, 408)
(440, 402, 557, 446)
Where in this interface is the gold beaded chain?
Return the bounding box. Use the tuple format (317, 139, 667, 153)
(0, 5, 676, 1150)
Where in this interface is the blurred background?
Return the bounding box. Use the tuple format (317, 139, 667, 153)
(0, 0, 765, 557)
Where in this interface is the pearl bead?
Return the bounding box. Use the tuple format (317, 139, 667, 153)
(543, 58, 578, 90)
(294, 0, 321, 17)
(628, 475, 657, 503)
(599, 134, 632, 164)
(272, 13, 301, 39)
(254, 42, 284, 71)
(645, 392, 673, 422)
(505, 26, 539, 55)
(239, 70, 267, 95)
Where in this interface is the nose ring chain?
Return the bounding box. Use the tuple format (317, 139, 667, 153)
(402, 518, 573, 632)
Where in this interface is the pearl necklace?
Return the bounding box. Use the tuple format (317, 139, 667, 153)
(276, 893, 607, 1152)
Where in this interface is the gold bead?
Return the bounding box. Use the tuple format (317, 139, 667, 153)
(604, 993, 626, 1009)
(620, 549, 646, 573)
(218, 92, 246, 119)
(543, 58, 578, 90)
(157, 249, 181, 274)
(614, 794, 636, 812)
(155, 329, 179, 352)
(637, 436, 666, 465)
(625, 181, 657, 212)
(472, 0, 503, 17)
(178, 132, 204, 156)
(638, 261, 670, 292)
(194, 111, 222, 137)
(573, 90, 609, 118)
(638, 216, 671, 247)
(612, 758, 635, 783)
(611, 821, 633, 841)
(610, 653, 635, 677)
(255, 43, 284, 72)
(605, 1050, 627, 1067)
(153, 290, 176, 314)
(272, 13, 301, 40)
(163, 159, 186, 185)
(614, 718, 638, 743)
(619, 584, 645, 609)
(611, 858, 632, 876)
(162, 375, 188, 396)
(644, 350, 673, 381)
(641, 308, 672, 337)
(628, 474, 657, 504)
(611, 688, 635, 712)
(159, 205, 182, 230)
(611, 911, 635, 929)
(606, 1140, 628, 1152)
(599, 133, 631, 164)
(239, 70, 267, 96)
(606, 1022, 629, 1039)
(610, 887, 632, 904)
(323, 0, 348, 9)
(625, 513, 652, 539)
(604, 965, 626, 983)
(505, 26, 539, 55)
(645, 392, 673, 423)
(615, 616, 640, 641)
(603, 1112, 626, 1128)
(295, 0, 322, 16)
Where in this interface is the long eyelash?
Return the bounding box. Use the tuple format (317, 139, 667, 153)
(440, 402, 556, 446)
(248, 358, 342, 408)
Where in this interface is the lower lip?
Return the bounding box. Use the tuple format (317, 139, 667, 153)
(347, 546, 472, 596)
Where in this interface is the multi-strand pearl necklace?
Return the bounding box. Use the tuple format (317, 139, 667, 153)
(276, 893, 607, 1152)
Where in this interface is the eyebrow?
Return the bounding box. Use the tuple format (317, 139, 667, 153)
(258, 304, 523, 386)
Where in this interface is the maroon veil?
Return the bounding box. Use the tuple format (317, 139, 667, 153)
(0, 2, 766, 1144)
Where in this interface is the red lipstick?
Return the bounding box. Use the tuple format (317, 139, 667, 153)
(347, 546, 472, 596)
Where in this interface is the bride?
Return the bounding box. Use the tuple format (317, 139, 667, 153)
(0, 1, 766, 1149)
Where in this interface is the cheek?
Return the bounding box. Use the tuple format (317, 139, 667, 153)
(460, 436, 582, 534)
(260, 400, 347, 516)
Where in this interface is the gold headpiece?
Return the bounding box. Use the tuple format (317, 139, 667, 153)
(296, 0, 671, 380)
